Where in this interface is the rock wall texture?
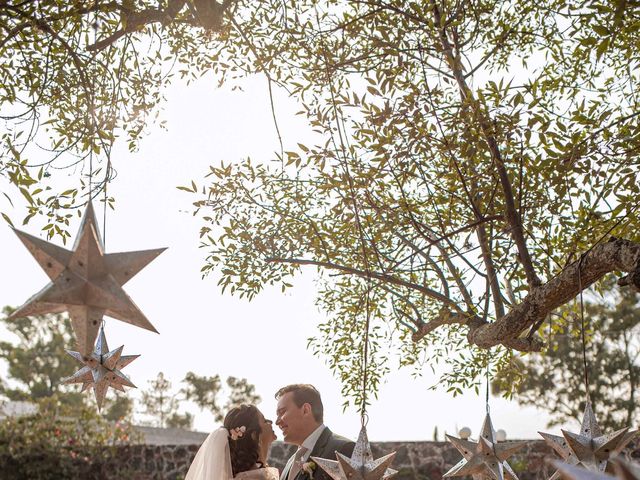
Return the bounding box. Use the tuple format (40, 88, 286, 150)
(106, 439, 640, 480)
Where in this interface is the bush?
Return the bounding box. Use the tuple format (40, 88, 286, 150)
(0, 396, 140, 479)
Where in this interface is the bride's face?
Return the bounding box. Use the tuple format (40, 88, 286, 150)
(258, 413, 277, 447)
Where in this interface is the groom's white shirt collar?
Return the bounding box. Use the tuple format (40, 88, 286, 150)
(300, 424, 326, 461)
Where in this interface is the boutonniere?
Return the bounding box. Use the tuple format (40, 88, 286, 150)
(301, 461, 317, 479)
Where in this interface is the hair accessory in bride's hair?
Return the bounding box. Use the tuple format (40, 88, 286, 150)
(229, 425, 246, 441)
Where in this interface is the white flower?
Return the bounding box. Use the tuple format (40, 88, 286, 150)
(230, 426, 246, 440)
(302, 461, 316, 478)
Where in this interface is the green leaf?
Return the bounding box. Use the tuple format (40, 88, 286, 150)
(1, 212, 14, 228)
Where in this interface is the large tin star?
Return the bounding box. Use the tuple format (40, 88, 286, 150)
(63, 327, 139, 409)
(551, 458, 640, 480)
(444, 412, 529, 480)
(9, 202, 165, 354)
(540, 401, 638, 480)
(313, 426, 397, 480)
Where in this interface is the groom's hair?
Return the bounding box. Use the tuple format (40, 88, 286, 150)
(275, 384, 323, 423)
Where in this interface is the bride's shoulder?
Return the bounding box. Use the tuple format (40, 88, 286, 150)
(235, 467, 280, 480)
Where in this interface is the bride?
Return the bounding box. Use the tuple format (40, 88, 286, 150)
(186, 404, 279, 480)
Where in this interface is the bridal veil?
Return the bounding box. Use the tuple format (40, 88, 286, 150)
(185, 428, 234, 480)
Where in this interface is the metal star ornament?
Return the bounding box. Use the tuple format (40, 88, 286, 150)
(9, 202, 165, 354)
(613, 461, 640, 480)
(63, 327, 139, 409)
(551, 458, 640, 480)
(540, 401, 638, 480)
(444, 412, 529, 480)
(313, 426, 397, 480)
(551, 461, 612, 480)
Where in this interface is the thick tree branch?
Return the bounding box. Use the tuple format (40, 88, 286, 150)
(86, 0, 237, 52)
(410, 239, 640, 352)
(468, 238, 640, 349)
(411, 308, 482, 342)
(476, 221, 506, 318)
(87, 1, 186, 52)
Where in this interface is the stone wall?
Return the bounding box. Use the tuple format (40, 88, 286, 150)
(108, 440, 640, 480)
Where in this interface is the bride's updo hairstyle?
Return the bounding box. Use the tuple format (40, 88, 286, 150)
(224, 404, 262, 475)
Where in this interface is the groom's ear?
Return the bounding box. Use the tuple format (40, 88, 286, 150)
(302, 402, 313, 416)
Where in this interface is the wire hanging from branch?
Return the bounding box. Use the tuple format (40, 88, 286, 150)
(87, 13, 98, 197)
(577, 255, 591, 401)
(102, 159, 111, 247)
(319, 35, 376, 421)
(485, 353, 490, 414)
(361, 271, 372, 424)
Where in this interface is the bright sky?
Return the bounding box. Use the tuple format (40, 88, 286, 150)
(0, 73, 573, 441)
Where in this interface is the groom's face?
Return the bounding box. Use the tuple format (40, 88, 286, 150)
(276, 392, 314, 445)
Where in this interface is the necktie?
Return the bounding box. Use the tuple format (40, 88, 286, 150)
(288, 446, 309, 480)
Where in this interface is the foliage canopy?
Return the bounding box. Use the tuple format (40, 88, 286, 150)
(1, 1, 640, 404)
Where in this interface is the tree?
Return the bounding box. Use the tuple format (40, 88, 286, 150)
(166, 410, 195, 429)
(183, 0, 640, 402)
(139, 372, 191, 429)
(223, 376, 261, 418)
(0, 307, 84, 408)
(102, 395, 134, 423)
(141, 372, 260, 428)
(2, 1, 640, 403)
(182, 372, 223, 419)
(494, 277, 640, 430)
(182, 372, 261, 422)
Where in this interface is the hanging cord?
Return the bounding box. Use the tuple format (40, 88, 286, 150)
(485, 356, 490, 414)
(315, 33, 374, 423)
(88, 5, 108, 248)
(577, 255, 591, 402)
(102, 160, 111, 247)
(87, 15, 99, 195)
(485, 352, 503, 452)
(92, 7, 109, 338)
(361, 275, 372, 425)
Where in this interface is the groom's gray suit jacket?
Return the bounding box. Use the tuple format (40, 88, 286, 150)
(281, 427, 355, 480)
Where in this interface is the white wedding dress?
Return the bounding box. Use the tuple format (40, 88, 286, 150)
(235, 468, 280, 480)
(185, 428, 280, 480)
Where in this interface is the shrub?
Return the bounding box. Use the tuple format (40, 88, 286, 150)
(0, 396, 140, 479)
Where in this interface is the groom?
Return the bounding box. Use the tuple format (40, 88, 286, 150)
(276, 384, 355, 480)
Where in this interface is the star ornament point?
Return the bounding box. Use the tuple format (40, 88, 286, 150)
(9, 202, 165, 354)
(551, 458, 640, 480)
(63, 328, 139, 409)
(313, 426, 398, 480)
(540, 401, 638, 479)
(444, 413, 528, 480)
